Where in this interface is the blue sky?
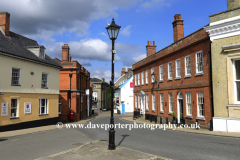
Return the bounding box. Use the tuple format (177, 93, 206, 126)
(0, 0, 227, 83)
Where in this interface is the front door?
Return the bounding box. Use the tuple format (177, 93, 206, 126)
(179, 99, 183, 120)
(122, 104, 125, 114)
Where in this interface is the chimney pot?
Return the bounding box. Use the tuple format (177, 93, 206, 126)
(148, 41, 149, 45)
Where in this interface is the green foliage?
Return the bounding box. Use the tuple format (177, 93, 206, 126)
(172, 111, 176, 117)
(107, 86, 112, 99)
(180, 113, 183, 118)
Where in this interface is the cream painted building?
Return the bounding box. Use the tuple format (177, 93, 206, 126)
(0, 11, 61, 131)
(205, 0, 240, 132)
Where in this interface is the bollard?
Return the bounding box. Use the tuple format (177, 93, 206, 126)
(160, 117, 162, 124)
(176, 118, 178, 127)
(210, 119, 213, 131)
(155, 116, 157, 124)
(196, 119, 199, 130)
(166, 117, 168, 124)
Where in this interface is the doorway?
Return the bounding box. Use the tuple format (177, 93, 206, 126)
(177, 92, 183, 122)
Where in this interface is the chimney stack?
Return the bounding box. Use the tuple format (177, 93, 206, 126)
(227, 0, 240, 10)
(172, 14, 184, 42)
(101, 78, 105, 82)
(0, 11, 10, 36)
(146, 41, 156, 57)
(121, 68, 126, 76)
(62, 44, 70, 62)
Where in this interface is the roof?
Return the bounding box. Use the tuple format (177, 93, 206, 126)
(0, 30, 61, 68)
(90, 78, 105, 83)
(119, 76, 133, 89)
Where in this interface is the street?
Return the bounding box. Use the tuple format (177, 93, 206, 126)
(0, 113, 240, 160)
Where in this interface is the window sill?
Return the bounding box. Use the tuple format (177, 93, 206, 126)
(10, 117, 19, 119)
(196, 116, 205, 120)
(168, 112, 173, 115)
(175, 77, 181, 80)
(152, 110, 155, 112)
(41, 87, 48, 89)
(146, 109, 149, 111)
(195, 72, 203, 77)
(184, 75, 191, 79)
(39, 114, 49, 116)
(11, 85, 21, 86)
(159, 80, 163, 83)
(167, 79, 173, 81)
(151, 81, 156, 84)
(160, 111, 164, 114)
(185, 115, 193, 119)
(145, 83, 148, 85)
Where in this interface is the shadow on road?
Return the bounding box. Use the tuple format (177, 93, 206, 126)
(0, 139, 8, 142)
(117, 134, 130, 146)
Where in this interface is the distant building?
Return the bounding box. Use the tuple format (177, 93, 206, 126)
(0, 11, 61, 131)
(115, 68, 133, 114)
(54, 44, 91, 122)
(90, 78, 109, 110)
(205, 0, 240, 132)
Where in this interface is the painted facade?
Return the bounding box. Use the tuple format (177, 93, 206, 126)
(0, 11, 61, 131)
(205, 0, 240, 132)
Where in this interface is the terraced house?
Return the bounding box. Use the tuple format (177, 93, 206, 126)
(0, 11, 62, 131)
(133, 14, 212, 128)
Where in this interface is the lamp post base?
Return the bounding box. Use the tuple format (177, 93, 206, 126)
(108, 117, 115, 150)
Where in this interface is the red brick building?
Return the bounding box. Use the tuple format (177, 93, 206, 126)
(133, 14, 212, 128)
(55, 44, 91, 122)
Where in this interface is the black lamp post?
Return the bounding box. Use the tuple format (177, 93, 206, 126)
(106, 18, 121, 150)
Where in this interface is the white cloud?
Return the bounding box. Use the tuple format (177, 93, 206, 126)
(132, 53, 146, 62)
(120, 25, 132, 36)
(91, 68, 121, 83)
(99, 32, 107, 36)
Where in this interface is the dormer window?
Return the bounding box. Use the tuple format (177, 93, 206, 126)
(26, 45, 46, 59)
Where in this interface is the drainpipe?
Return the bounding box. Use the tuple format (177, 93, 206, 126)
(80, 73, 82, 120)
(209, 41, 214, 131)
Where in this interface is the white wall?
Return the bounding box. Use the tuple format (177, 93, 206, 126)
(0, 55, 60, 94)
(120, 77, 133, 113)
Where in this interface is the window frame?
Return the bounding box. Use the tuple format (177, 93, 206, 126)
(141, 71, 144, 85)
(11, 68, 21, 86)
(168, 62, 172, 79)
(41, 73, 48, 88)
(197, 91, 204, 117)
(186, 92, 192, 115)
(185, 55, 191, 76)
(138, 95, 140, 109)
(135, 74, 137, 86)
(39, 98, 48, 115)
(159, 65, 163, 81)
(169, 93, 173, 113)
(233, 60, 240, 104)
(175, 59, 181, 78)
(146, 70, 148, 84)
(135, 95, 137, 109)
(152, 94, 155, 111)
(146, 94, 149, 110)
(151, 68, 155, 83)
(160, 93, 164, 112)
(10, 98, 19, 118)
(138, 73, 140, 86)
(196, 51, 203, 74)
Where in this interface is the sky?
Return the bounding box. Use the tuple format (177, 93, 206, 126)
(0, 0, 227, 83)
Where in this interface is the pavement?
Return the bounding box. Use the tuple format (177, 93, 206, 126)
(1, 110, 240, 160)
(121, 116, 240, 138)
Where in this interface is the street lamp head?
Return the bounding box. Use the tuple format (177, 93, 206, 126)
(151, 72, 155, 82)
(106, 18, 121, 40)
